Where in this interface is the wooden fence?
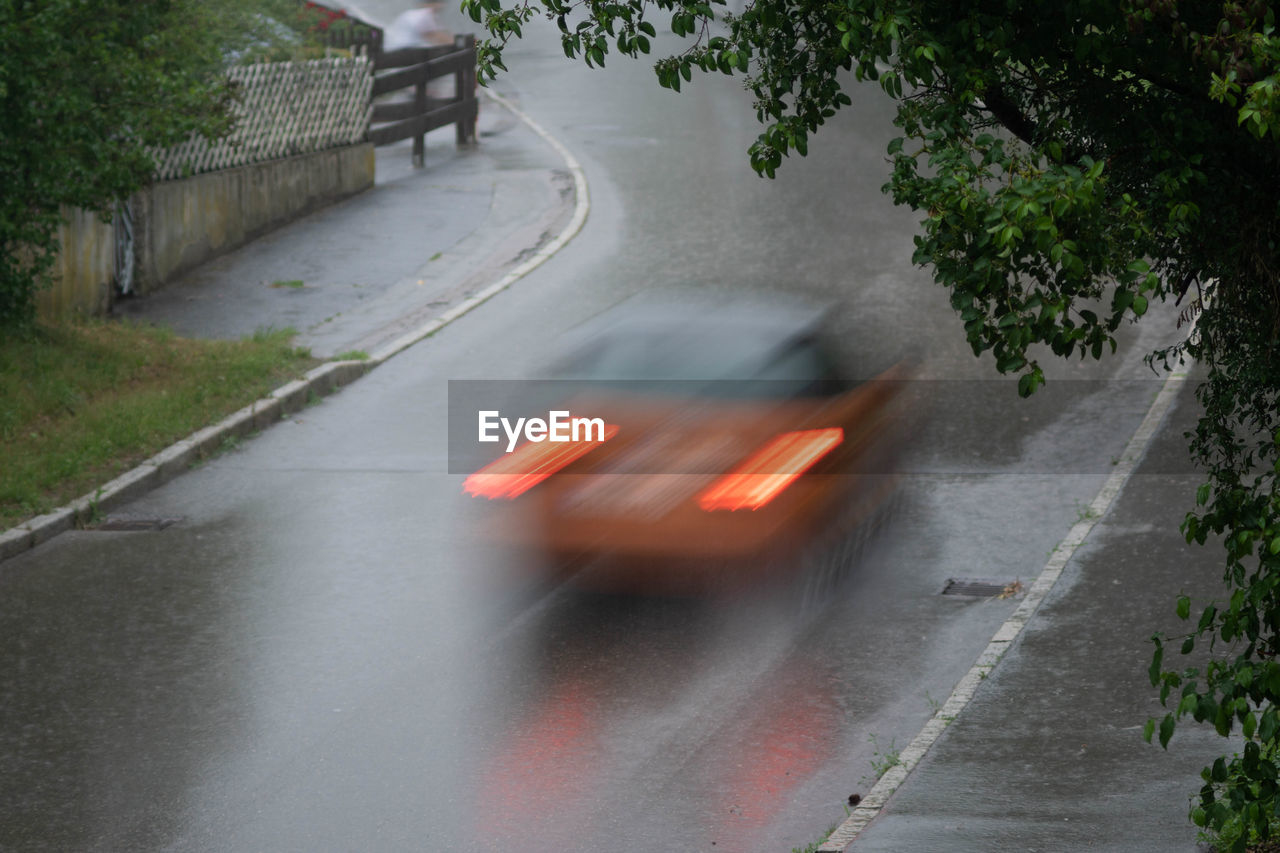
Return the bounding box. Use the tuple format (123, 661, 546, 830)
(370, 34, 478, 166)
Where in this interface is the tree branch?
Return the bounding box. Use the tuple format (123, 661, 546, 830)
(981, 83, 1039, 147)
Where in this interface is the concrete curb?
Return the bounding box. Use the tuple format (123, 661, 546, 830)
(0, 359, 371, 563)
(366, 88, 590, 363)
(1, 90, 590, 565)
(817, 364, 1192, 851)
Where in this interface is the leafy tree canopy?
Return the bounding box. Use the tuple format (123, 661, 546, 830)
(464, 0, 1280, 847)
(0, 0, 314, 328)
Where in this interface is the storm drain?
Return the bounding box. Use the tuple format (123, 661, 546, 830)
(941, 578, 1024, 598)
(90, 516, 182, 532)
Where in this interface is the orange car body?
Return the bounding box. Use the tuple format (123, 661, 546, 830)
(463, 299, 913, 592)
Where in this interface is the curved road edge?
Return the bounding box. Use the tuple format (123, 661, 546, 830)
(0, 88, 591, 565)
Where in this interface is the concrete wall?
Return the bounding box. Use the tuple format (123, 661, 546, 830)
(134, 143, 375, 294)
(37, 142, 375, 319)
(135, 140, 373, 294)
(36, 208, 115, 320)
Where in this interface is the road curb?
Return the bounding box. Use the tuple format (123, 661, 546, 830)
(0, 359, 372, 563)
(818, 365, 1192, 851)
(366, 88, 590, 364)
(1, 89, 590, 566)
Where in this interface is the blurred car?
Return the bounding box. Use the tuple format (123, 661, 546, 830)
(463, 296, 913, 593)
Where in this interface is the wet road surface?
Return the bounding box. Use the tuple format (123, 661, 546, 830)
(0, 23, 1191, 853)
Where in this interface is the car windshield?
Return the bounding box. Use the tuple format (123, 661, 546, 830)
(554, 330, 845, 399)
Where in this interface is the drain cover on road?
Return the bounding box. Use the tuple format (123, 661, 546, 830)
(91, 516, 181, 532)
(941, 578, 1024, 598)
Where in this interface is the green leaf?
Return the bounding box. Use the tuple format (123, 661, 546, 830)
(1177, 595, 1190, 620)
(1215, 704, 1232, 737)
(1262, 710, 1279, 743)
(1143, 717, 1156, 742)
(1159, 713, 1176, 748)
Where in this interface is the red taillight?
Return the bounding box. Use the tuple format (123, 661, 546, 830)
(463, 425, 620, 500)
(696, 428, 843, 511)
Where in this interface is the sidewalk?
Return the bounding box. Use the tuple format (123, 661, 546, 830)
(843, 380, 1229, 852)
(115, 94, 574, 358)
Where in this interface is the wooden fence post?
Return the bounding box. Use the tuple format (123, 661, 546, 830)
(413, 74, 427, 167)
(455, 33, 477, 146)
(369, 36, 481, 160)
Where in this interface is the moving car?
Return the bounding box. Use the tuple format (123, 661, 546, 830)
(463, 295, 912, 593)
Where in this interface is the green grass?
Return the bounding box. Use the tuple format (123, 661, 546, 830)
(0, 319, 317, 529)
(333, 349, 369, 361)
(790, 815, 846, 853)
(1074, 499, 1101, 522)
(860, 733, 903, 787)
(270, 278, 305, 289)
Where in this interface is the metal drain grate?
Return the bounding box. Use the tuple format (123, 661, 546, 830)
(91, 516, 181, 532)
(941, 578, 1023, 598)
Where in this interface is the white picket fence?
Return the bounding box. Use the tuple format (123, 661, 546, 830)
(151, 56, 373, 182)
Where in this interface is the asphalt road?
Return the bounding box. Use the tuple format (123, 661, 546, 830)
(0, 21, 1199, 853)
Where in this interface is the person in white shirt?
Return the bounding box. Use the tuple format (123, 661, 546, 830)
(383, 2, 452, 51)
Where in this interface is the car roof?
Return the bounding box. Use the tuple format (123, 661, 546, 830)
(550, 292, 834, 383)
